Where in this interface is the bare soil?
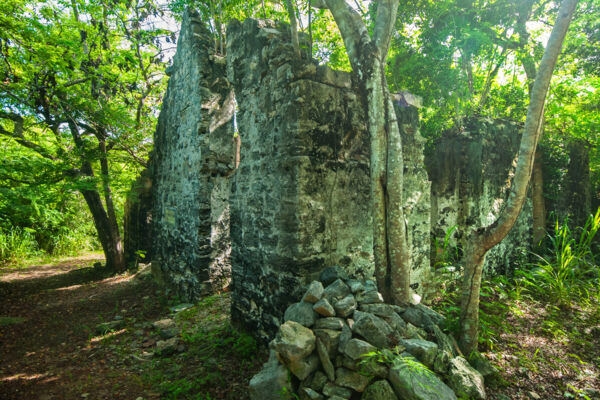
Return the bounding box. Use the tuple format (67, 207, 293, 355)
(0, 254, 265, 400)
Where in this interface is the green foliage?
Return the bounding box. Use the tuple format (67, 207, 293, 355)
(434, 276, 513, 351)
(0, 227, 40, 265)
(519, 208, 600, 307)
(0, 0, 170, 263)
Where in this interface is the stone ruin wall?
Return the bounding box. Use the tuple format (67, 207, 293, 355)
(226, 19, 434, 340)
(123, 11, 533, 339)
(151, 10, 236, 300)
(227, 19, 373, 339)
(428, 118, 532, 275)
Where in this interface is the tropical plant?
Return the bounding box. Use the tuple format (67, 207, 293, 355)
(519, 207, 600, 307)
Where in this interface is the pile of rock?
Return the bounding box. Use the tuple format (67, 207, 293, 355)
(249, 267, 491, 400)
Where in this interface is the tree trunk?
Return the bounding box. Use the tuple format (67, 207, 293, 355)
(285, 0, 301, 57)
(97, 137, 126, 272)
(67, 121, 125, 273)
(81, 188, 126, 272)
(566, 139, 591, 227)
(458, 0, 578, 356)
(321, 0, 409, 305)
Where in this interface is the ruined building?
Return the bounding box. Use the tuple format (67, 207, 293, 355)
(124, 11, 533, 340)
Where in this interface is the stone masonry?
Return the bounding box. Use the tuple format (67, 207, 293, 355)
(227, 19, 432, 340)
(428, 118, 532, 274)
(151, 10, 236, 300)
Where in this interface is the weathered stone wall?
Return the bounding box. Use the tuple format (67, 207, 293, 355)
(227, 19, 372, 340)
(123, 166, 153, 267)
(227, 19, 432, 340)
(428, 118, 532, 274)
(151, 10, 236, 300)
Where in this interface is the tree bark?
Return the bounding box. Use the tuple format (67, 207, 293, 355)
(67, 121, 126, 273)
(285, 0, 301, 57)
(323, 0, 409, 304)
(458, 0, 578, 356)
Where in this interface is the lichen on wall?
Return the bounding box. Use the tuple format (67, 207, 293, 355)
(428, 118, 532, 275)
(151, 9, 236, 300)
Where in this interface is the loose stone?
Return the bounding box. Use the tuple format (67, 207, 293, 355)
(314, 317, 345, 330)
(313, 298, 336, 317)
(284, 302, 317, 328)
(334, 367, 372, 392)
(302, 281, 324, 303)
(319, 266, 349, 286)
(316, 337, 335, 381)
(334, 295, 357, 318)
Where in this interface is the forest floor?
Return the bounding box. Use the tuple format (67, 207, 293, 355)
(0, 254, 265, 400)
(0, 255, 599, 400)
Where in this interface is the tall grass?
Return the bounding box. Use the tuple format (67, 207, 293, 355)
(0, 227, 40, 265)
(519, 207, 600, 307)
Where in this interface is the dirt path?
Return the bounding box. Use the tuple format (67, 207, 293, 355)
(0, 254, 166, 400)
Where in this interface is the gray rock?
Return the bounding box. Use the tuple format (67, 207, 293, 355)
(328, 396, 349, 400)
(315, 317, 345, 330)
(320, 266, 349, 286)
(382, 312, 408, 337)
(152, 318, 175, 330)
(272, 321, 316, 363)
(153, 319, 179, 339)
(323, 279, 351, 303)
(289, 353, 320, 380)
(169, 303, 194, 313)
(155, 337, 179, 356)
(360, 304, 399, 318)
(249, 351, 289, 400)
(401, 304, 445, 332)
(284, 302, 317, 328)
(335, 367, 372, 392)
(357, 290, 384, 305)
(322, 382, 352, 399)
(405, 323, 427, 340)
(95, 320, 125, 335)
(300, 387, 324, 400)
(446, 356, 486, 399)
(362, 380, 397, 400)
(314, 329, 341, 355)
(432, 324, 459, 357)
(388, 354, 457, 400)
(340, 354, 358, 371)
(346, 279, 364, 294)
(339, 322, 352, 350)
(310, 371, 328, 392)
(313, 298, 336, 317)
(469, 352, 498, 382)
(352, 311, 394, 348)
(316, 337, 336, 381)
(343, 338, 376, 360)
(303, 281, 325, 303)
(433, 350, 452, 374)
(364, 280, 378, 291)
(334, 295, 357, 318)
(359, 359, 389, 379)
(399, 339, 438, 368)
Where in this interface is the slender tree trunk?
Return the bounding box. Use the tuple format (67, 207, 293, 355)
(285, 0, 301, 57)
(458, 0, 578, 356)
